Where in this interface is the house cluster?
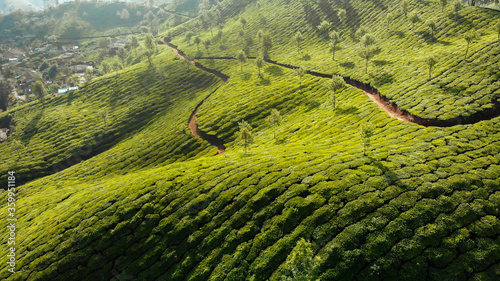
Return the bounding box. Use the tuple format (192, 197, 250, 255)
(0, 42, 94, 101)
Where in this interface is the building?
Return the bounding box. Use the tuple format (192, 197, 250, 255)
(0, 128, 8, 142)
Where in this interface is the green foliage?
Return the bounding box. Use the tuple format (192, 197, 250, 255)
(267, 109, 282, 140)
(359, 124, 374, 156)
(426, 56, 438, 80)
(236, 120, 254, 153)
(325, 75, 346, 109)
(281, 238, 320, 281)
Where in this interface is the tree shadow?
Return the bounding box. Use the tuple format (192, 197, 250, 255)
(21, 109, 43, 143)
(265, 65, 284, 76)
(340, 61, 356, 69)
(300, 54, 311, 61)
(257, 75, 271, 85)
(306, 101, 321, 111)
(241, 72, 252, 81)
(373, 60, 391, 66)
(335, 106, 359, 115)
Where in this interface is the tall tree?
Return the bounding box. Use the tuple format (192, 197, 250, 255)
(360, 124, 374, 156)
(185, 31, 194, 43)
(401, 0, 409, 18)
(427, 18, 437, 42)
(453, 0, 462, 22)
(236, 120, 254, 153)
(360, 34, 375, 47)
(409, 11, 420, 31)
(439, 0, 448, 12)
(495, 20, 500, 41)
(203, 39, 211, 55)
(293, 67, 306, 92)
(329, 31, 342, 60)
(426, 56, 438, 79)
(294, 31, 303, 53)
(317, 20, 331, 39)
(325, 75, 346, 109)
(217, 30, 223, 47)
(267, 109, 282, 140)
(386, 12, 393, 31)
(0, 81, 12, 111)
(260, 32, 273, 59)
(194, 37, 201, 52)
(236, 50, 247, 71)
(464, 31, 479, 60)
(337, 9, 347, 25)
(256, 56, 264, 77)
(32, 81, 46, 106)
(357, 46, 378, 74)
(130, 36, 139, 56)
(144, 33, 156, 65)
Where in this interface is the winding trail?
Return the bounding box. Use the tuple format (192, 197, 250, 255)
(163, 38, 227, 154)
(163, 38, 500, 151)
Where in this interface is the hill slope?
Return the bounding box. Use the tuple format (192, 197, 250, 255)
(1, 0, 500, 280)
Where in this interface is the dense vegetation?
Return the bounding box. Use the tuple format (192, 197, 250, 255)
(0, 0, 500, 280)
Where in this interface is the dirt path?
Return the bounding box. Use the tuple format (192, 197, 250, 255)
(162, 39, 500, 153)
(163, 38, 226, 154)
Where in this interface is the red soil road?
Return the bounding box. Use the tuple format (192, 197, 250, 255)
(162, 37, 226, 154)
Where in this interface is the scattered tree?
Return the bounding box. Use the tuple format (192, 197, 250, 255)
(203, 39, 212, 55)
(294, 31, 303, 53)
(409, 11, 420, 30)
(260, 32, 273, 59)
(185, 31, 194, 43)
(217, 30, 223, 46)
(329, 31, 342, 60)
(453, 0, 462, 22)
(32, 81, 46, 106)
(360, 34, 375, 47)
(236, 50, 247, 71)
(439, 0, 448, 12)
(267, 109, 282, 140)
(386, 12, 393, 31)
(130, 36, 139, 56)
(426, 18, 437, 42)
(183, 55, 193, 72)
(325, 75, 346, 109)
(426, 56, 438, 79)
(293, 67, 307, 92)
(496, 20, 500, 41)
(282, 238, 320, 281)
(355, 26, 368, 40)
(236, 120, 254, 153)
(240, 17, 247, 29)
(359, 124, 374, 156)
(256, 56, 264, 77)
(48, 65, 58, 80)
(357, 46, 378, 74)
(317, 20, 331, 39)
(401, 0, 409, 18)
(0, 81, 12, 111)
(144, 33, 156, 65)
(464, 30, 479, 60)
(194, 37, 201, 52)
(100, 61, 111, 74)
(337, 9, 347, 25)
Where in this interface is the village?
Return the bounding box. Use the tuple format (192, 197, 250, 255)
(0, 37, 129, 142)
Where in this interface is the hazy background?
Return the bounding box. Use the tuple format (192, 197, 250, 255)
(0, 0, 146, 13)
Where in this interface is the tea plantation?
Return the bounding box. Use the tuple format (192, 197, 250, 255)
(0, 0, 499, 280)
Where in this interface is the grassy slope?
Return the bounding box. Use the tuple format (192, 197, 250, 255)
(1, 0, 500, 280)
(0, 45, 219, 185)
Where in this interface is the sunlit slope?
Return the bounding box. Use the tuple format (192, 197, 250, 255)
(0, 0, 500, 280)
(170, 0, 500, 121)
(1, 69, 500, 280)
(0, 47, 219, 185)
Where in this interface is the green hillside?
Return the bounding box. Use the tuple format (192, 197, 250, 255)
(1, 0, 500, 280)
